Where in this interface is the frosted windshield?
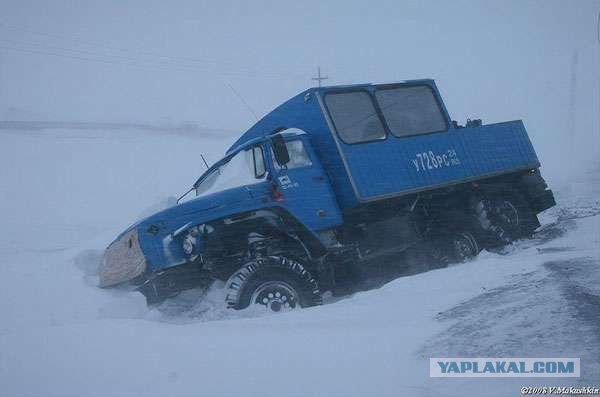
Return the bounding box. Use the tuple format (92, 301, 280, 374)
(196, 149, 264, 197)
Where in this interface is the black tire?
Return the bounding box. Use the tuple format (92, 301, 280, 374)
(484, 191, 539, 244)
(445, 230, 481, 262)
(428, 230, 481, 267)
(225, 256, 322, 311)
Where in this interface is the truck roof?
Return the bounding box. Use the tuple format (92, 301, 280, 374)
(303, 78, 434, 92)
(227, 79, 437, 154)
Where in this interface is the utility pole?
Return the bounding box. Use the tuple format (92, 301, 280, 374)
(567, 51, 578, 182)
(597, 9, 600, 154)
(311, 66, 329, 87)
(0, 51, 2, 115)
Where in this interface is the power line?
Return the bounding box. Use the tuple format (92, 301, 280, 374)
(0, 40, 279, 126)
(0, 42, 310, 79)
(0, 22, 311, 78)
(0, 37, 157, 64)
(0, 22, 233, 67)
(0, 23, 345, 126)
(0, 44, 132, 67)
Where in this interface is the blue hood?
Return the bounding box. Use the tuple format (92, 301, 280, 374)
(129, 185, 271, 271)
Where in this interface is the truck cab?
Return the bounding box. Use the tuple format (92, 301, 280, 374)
(100, 80, 555, 311)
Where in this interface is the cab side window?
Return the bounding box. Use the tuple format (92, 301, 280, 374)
(272, 139, 312, 170)
(250, 146, 266, 178)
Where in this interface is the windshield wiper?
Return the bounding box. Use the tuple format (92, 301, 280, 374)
(177, 153, 212, 204)
(176, 186, 195, 204)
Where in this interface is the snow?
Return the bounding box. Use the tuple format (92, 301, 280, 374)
(0, 127, 599, 397)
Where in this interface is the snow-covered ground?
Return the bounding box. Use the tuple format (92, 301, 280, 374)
(0, 127, 598, 397)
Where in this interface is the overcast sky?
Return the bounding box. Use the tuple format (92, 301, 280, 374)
(1, 0, 599, 178)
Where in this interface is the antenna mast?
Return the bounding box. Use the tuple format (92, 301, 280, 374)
(311, 66, 329, 87)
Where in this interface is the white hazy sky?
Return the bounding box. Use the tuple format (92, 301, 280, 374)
(1, 0, 599, 180)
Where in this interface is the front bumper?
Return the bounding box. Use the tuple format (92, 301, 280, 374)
(99, 228, 147, 287)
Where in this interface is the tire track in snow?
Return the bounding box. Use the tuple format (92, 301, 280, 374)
(420, 212, 600, 385)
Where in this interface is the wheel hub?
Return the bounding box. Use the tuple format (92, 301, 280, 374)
(454, 237, 474, 260)
(250, 281, 299, 312)
(494, 200, 519, 227)
(451, 232, 478, 261)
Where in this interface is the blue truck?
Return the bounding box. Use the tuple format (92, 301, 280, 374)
(99, 80, 555, 311)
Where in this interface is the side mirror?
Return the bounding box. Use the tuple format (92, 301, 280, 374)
(271, 134, 290, 167)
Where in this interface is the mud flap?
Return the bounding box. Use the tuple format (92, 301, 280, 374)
(520, 170, 556, 214)
(530, 189, 556, 214)
(137, 265, 214, 305)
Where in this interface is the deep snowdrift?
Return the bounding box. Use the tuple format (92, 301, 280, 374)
(0, 127, 598, 397)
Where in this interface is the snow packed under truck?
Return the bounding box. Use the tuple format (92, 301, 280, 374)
(99, 79, 556, 311)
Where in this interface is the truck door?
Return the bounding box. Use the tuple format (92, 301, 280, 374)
(269, 134, 343, 232)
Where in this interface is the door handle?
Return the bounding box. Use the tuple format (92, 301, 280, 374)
(312, 176, 326, 182)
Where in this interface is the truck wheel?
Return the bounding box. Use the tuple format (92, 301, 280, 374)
(429, 230, 480, 267)
(447, 231, 480, 262)
(486, 192, 538, 243)
(225, 256, 322, 311)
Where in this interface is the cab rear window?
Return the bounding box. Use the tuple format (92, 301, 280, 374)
(324, 91, 386, 144)
(375, 85, 447, 137)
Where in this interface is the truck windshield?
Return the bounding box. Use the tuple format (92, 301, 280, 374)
(195, 147, 265, 197)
